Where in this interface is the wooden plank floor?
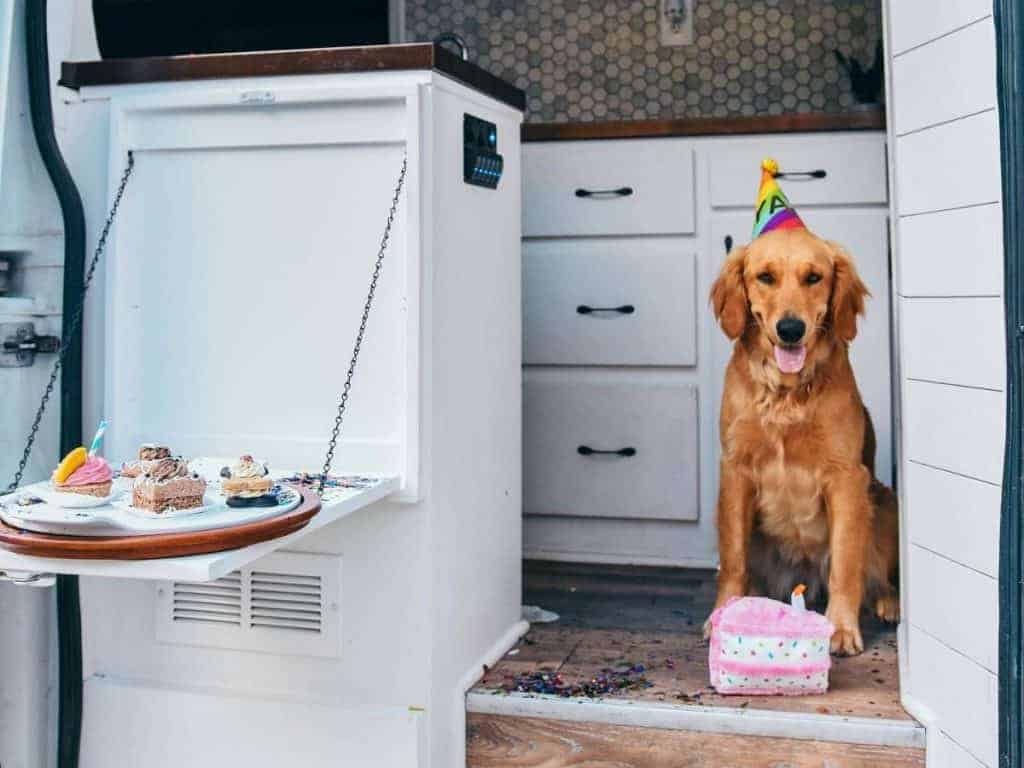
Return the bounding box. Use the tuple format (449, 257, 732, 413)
(474, 561, 909, 721)
(467, 714, 926, 767)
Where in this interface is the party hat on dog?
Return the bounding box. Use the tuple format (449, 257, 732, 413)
(752, 158, 807, 239)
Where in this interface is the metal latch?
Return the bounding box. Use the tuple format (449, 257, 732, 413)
(0, 570, 56, 587)
(1, 322, 60, 367)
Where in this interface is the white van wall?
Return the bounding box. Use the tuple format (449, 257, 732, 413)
(884, 2, 1004, 766)
(0, 1, 85, 767)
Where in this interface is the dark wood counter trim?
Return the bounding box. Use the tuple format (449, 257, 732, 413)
(522, 110, 886, 141)
(60, 43, 526, 111)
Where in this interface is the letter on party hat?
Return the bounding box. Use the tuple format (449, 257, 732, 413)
(752, 158, 807, 239)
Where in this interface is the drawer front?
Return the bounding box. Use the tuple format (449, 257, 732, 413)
(523, 139, 696, 237)
(524, 240, 696, 366)
(524, 377, 699, 521)
(708, 135, 887, 208)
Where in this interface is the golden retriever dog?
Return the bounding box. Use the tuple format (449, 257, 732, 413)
(707, 227, 899, 656)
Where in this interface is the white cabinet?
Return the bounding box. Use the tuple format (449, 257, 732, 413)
(523, 130, 890, 566)
(81, 678, 426, 768)
(524, 376, 699, 521)
(708, 135, 887, 207)
(523, 139, 696, 236)
(22, 61, 525, 768)
(523, 239, 697, 366)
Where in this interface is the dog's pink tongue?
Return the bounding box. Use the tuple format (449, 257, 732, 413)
(774, 344, 807, 374)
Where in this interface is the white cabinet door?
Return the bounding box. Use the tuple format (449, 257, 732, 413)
(523, 140, 696, 237)
(523, 239, 697, 366)
(708, 211, 893, 487)
(81, 678, 426, 768)
(707, 135, 888, 208)
(524, 375, 700, 521)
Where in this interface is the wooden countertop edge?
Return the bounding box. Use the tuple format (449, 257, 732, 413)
(521, 111, 886, 141)
(60, 43, 526, 111)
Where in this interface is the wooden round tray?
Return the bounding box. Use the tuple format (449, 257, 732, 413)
(0, 484, 321, 560)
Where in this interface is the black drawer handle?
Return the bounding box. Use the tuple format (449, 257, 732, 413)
(575, 186, 634, 198)
(724, 235, 733, 253)
(578, 445, 637, 458)
(774, 169, 827, 180)
(577, 304, 635, 315)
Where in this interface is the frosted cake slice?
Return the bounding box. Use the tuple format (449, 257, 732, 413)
(131, 457, 207, 513)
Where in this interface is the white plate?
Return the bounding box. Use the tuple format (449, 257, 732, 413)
(36, 485, 120, 509)
(0, 483, 302, 538)
(114, 491, 220, 519)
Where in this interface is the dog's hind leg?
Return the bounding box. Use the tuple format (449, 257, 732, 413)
(866, 479, 900, 624)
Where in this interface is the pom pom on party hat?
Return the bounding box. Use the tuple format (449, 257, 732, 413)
(752, 158, 807, 239)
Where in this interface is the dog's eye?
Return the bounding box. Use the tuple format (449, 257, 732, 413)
(756, 272, 775, 285)
(805, 273, 822, 285)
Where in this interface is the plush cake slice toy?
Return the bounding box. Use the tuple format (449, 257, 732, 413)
(708, 586, 834, 696)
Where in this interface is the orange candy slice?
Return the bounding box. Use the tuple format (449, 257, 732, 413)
(53, 446, 87, 484)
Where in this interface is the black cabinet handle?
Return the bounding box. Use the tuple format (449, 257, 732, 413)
(578, 445, 637, 457)
(724, 235, 733, 253)
(576, 304, 635, 315)
(574, 186, 634, 198)
(774, 169, 827, 180)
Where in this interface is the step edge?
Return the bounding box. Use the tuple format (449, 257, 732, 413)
(465, 691, 927, 750)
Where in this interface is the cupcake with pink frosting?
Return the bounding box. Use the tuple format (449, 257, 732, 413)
(52, 447, 113, 498)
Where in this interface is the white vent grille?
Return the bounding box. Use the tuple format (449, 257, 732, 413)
(172, 572, 243, 626)
(156, 552, 340, 657)
(250, 571, 322, 633)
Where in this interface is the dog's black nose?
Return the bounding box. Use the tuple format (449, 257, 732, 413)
(776, 316, 806, 344)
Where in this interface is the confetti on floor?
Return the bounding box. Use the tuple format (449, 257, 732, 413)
(502, 665, 652, 698)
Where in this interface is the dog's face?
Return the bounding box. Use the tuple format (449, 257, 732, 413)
(711, 228, 868, 375)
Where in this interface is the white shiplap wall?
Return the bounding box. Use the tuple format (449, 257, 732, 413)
(885, 2, 1003, 766)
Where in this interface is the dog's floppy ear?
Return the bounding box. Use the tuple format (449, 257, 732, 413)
(827, 242, 870, 343)
(710, 245, 750, 340)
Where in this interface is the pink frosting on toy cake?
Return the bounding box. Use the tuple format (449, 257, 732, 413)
(708, 596, 834, 696)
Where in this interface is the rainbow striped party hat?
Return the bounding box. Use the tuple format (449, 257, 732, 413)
(752, 158, 807, 239)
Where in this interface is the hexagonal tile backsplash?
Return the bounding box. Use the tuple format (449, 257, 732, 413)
(406, 0, 882, 122)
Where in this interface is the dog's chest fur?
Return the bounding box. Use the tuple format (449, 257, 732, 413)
(748, 396, 830, 564)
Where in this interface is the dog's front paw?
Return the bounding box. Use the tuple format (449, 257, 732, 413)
(830, 626, 864, 656)
(826, 605, 864, 656)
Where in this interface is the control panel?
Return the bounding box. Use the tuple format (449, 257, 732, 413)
(463, 113, 503, 189)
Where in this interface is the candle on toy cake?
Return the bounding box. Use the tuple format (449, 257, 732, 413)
(707, 585, 834, 696)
